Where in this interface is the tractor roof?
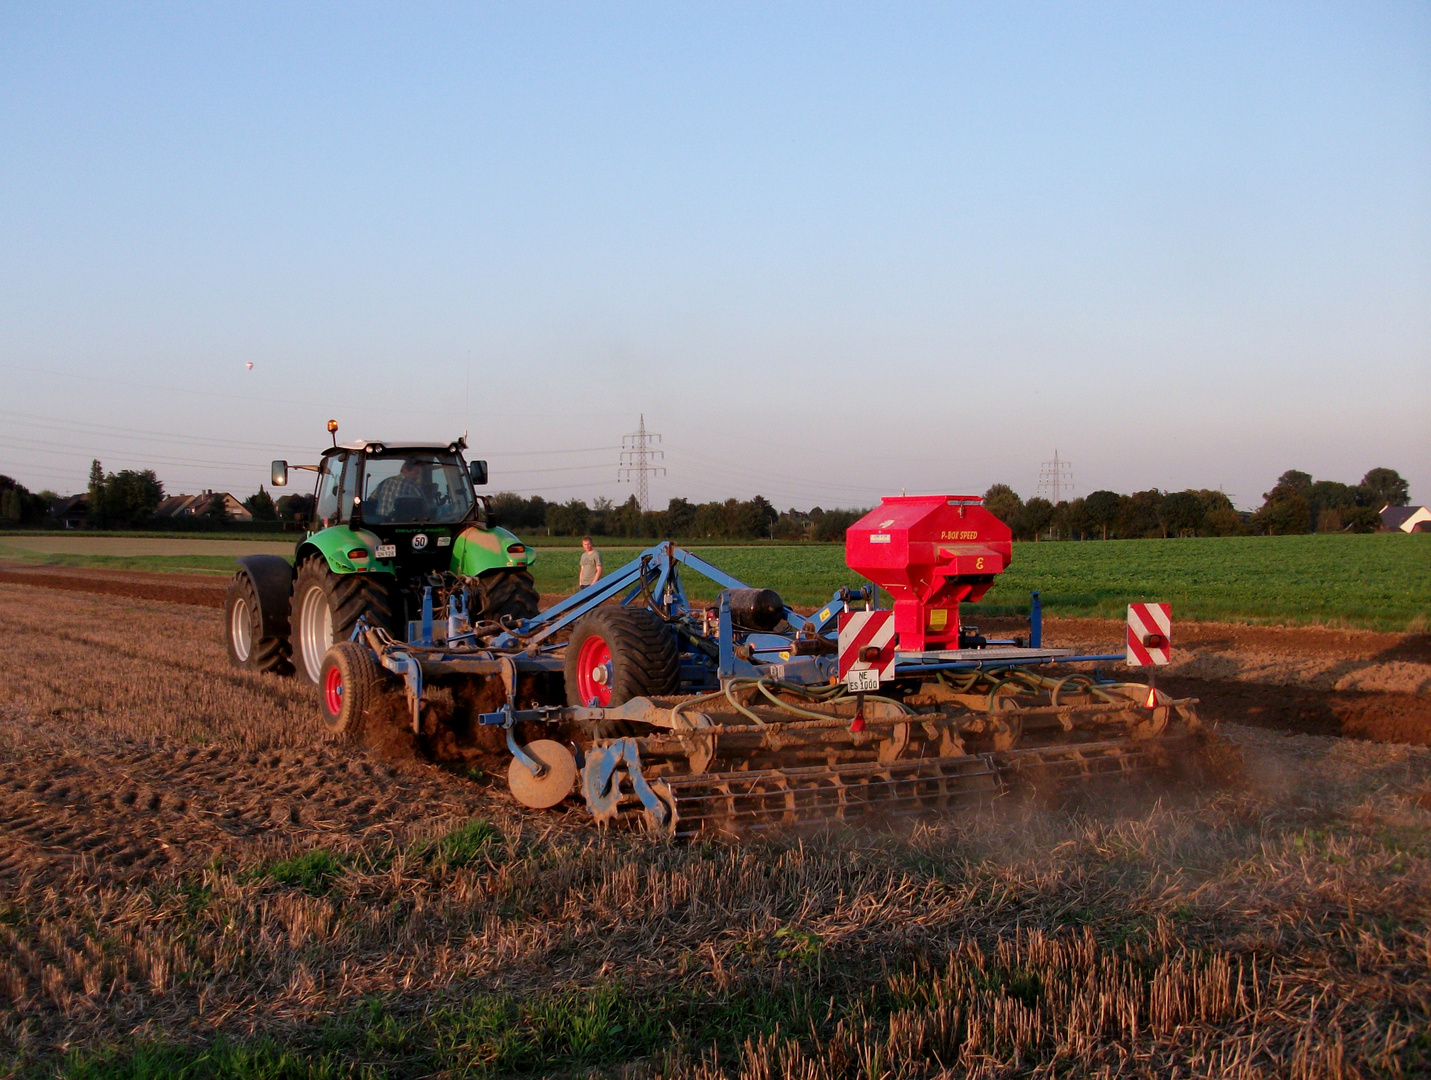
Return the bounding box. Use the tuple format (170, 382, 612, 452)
(324, 438, 467, 455)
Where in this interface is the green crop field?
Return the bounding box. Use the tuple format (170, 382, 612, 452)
(980, 533, 1429, 632)
(4, 532, 1425, 632)
(533, 534, 1429, 632)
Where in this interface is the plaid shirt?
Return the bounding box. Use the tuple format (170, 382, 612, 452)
(368, 475, 427, 519)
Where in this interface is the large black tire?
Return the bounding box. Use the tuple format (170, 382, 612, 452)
(291, 556, 402, 685)
(317, 641, 390, 739)
(472, 568, 540, 624)
(224, 570, 293, 674)
(564, 605, 680, 708)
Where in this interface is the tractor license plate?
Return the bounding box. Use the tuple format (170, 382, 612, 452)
(375, 544, 396, 560)
(845, 668, 881, 693)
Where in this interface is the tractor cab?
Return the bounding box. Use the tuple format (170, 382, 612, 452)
(277, 439, 486, 530)
(284, 440, 491, 579)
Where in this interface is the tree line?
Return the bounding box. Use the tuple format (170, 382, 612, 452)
(0, 475, 50, 525)
(4, 462, 1412, 541)
(489, 492, 863, 541)
(982, 466, 1409, 540)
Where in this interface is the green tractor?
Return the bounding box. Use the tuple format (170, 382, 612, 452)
(224, 427, 539, 683)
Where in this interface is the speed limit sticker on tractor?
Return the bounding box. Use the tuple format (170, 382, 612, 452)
(1126, 603, 1171, 666)
(838, 610, 897, 688)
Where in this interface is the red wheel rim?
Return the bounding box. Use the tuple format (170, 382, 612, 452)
(576, 635, 613, 706)
(324, 664, 344, 716)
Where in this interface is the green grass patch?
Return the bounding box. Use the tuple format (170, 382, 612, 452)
(247, 850, 350, 896)
(407, 820, 503, 872)
(35, 936, 1255, 1079)
(43, 1038, 375, 1080)
(41, 979, 841, 1079)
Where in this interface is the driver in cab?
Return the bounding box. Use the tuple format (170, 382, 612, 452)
(369, 457, 430, 522)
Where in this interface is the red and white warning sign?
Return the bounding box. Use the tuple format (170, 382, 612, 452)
(1126, 603, 1171, 666)
(837, 610, 897, 691)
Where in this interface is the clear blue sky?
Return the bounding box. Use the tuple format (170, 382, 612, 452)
(2, 2, 1427, 511)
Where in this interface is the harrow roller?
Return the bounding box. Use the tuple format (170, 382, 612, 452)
(657, 755, 1003, 838)
(574, 692, 1203, 838)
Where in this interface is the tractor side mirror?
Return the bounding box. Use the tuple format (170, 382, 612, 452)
(271, 460, 289, 487)
(469, 460, 488, 487)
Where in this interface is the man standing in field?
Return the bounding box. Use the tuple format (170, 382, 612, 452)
(578, 536, 602, 590)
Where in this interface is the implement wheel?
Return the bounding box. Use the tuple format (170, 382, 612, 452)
(564, 605, 680, 708)
(318, 642, 388, 738)
(292, 556, 402, 684)
(471, 568, 539, 625)
(224, 570, 292, 675)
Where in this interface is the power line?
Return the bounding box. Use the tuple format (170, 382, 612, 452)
(662, 446, 894, 500)
(0, 409, 619, 459)
(618, 414, 665, 512)
(0, 360, 470, 418)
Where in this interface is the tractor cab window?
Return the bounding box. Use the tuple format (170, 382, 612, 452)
(362, 451, 473, 524)
(314, 453, 347, 527)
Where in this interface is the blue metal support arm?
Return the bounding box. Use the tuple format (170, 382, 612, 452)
(500, 550, 663, 647)
(494, 543, 820, 648)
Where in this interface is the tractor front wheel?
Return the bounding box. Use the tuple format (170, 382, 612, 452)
(471, 568, 540, 625)
(564, 605, 680, 708)
(318, 641, 389, 738)
(292, 557, 401, 684)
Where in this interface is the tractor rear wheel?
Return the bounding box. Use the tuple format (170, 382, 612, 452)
(318, 641, 389, 738)
(471, 568, 540, 625)
(564, 605, 680, 708)
(292, 556, 401, 684)
(224, 570, 292, 674)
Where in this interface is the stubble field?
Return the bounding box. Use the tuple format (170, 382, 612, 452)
(0, 577, 1429, 1077)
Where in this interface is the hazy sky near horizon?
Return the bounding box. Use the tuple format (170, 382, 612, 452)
(2, 2, 1428, 511)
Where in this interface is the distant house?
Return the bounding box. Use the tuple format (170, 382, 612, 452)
(49, 493, 88, 529)
(1380, 505, 1431, 533)
(154, 491, 254, 522)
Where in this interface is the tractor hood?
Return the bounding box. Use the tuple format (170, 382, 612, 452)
(300, 521, 534, 579)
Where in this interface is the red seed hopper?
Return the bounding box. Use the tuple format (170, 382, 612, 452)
(845, 495, 1013, 652)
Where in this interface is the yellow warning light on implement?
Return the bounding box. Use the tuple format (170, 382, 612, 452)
(327, 419, 339, 446)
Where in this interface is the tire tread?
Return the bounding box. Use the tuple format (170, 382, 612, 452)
(473, 569, 540, 623)
(225, 571, 293, 675)
(292, 557, 402, 683)
(564, 604, 680, 706)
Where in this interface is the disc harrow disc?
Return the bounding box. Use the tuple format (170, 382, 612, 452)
(508, 740, 578, 809)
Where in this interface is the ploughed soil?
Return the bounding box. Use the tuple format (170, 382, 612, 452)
(0, 562, 566, 613)
(0, 741, 496, 893)
(0, 562, 228, 607)
(4, 563, 1428, 745)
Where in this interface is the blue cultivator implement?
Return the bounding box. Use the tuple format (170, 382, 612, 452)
(317, 496, 1202, 837)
